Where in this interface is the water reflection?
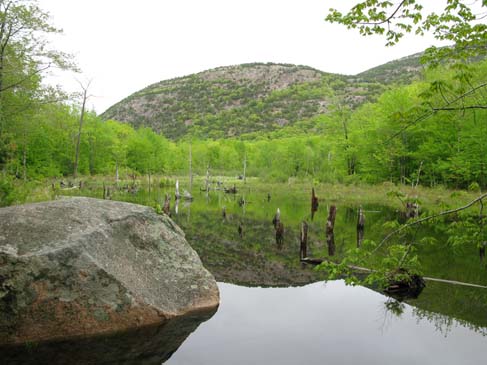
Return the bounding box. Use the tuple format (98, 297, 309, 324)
(59, 181, 487, 343)
(0, 310, 216, 365)
(167, 281, 486, 365)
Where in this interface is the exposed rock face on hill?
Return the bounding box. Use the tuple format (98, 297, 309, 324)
(101, 63, 393, 139)
(0, 197, 219, 346)
(356, 52, 424, 84)
(101, 58, 425, 139)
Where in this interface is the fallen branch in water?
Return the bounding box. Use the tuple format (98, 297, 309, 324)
(301, 257, 487, 289)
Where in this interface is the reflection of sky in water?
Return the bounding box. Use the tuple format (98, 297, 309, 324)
(167, 281, 486, 365)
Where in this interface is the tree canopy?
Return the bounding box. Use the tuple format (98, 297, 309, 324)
(326, 1, 487, 65)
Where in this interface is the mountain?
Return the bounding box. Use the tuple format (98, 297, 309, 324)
(101, 57, 424, 139)
(356, 52, 425, 84)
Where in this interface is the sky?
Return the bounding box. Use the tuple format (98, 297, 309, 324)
(38, 0, 443, 114)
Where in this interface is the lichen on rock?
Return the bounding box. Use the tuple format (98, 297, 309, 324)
(0, 197, 219, 346)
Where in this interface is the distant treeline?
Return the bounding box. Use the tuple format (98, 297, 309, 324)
(2, 60, 487, 196)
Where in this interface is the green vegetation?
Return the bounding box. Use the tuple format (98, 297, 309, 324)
(3, 59, 487, 204)
(1, 0, 487, 307)
(101, 62, 411, 139)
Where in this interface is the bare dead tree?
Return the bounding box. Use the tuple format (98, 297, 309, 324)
(73, 79, 92, 179)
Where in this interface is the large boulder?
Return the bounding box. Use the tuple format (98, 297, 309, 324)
(0, 197, 219, 346)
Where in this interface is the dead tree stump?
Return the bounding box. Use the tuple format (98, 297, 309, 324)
(311, 188, 319, 220)
(300, 221, 308, 259)
(406, 202, 419, 219)
(357, 206, 365, 248)
(103, 184, 111, 200)
(276, 222, 284, 250)
(326, 205, 337, 256)
(163, 194, 171, 216)
(272, 208, 281, 229)
(238, 222, 243, 238)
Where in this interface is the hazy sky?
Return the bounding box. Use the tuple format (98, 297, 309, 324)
(38, 0, 443, 113)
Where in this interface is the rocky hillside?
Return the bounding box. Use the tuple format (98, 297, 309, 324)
(356, 52, 424, 84)
(102, 58, 424, 139)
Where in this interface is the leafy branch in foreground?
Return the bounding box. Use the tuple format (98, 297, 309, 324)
(325, 0, 487, 62)
(374, 192, 487, 253)
(318, 192, 487, 293)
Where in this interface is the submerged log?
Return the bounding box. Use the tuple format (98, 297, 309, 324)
(300, 257, 325, 265)
(224, 185, 237, 194)
(326, 205, 337, 256)
(384, 268, 425, 299)
(357, 206, 365, 248)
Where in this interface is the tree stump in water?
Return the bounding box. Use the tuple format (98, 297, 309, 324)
(311, 188, 319, 220)
(357, 206, 365, 248)
(405, 202, 419, 219)
(480, 241, 487, 262)
(326, 205, 336, 256)
(300, 221, 308, 259)
(238, 222, 243, 238)
(276, 222, 284, 250)
(163, 194, 171, 216)
(103, 184, 111, 200)
(272, 208, 281, 229)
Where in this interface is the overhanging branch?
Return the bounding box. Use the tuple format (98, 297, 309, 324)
(373, 192, 487, 253)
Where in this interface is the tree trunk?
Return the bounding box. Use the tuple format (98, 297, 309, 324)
(311, 187, 319, 220)
(22, 131, 27, 181)
(357, 206, 365, 248)
(243, 154, 247, 184)
(148, 171, 151, 195)
(189, 142, 193, 193)
(300, 221, 308, 259)
(326, 205, 337, 256)
(73, 83, 89, 179)
(205, 163, 210, 192)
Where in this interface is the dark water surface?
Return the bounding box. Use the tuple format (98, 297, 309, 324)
(52, 180, 487, 363)
(167, 281, 486, 365)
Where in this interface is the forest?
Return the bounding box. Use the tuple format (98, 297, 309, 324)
(1, 56, 487, 206)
